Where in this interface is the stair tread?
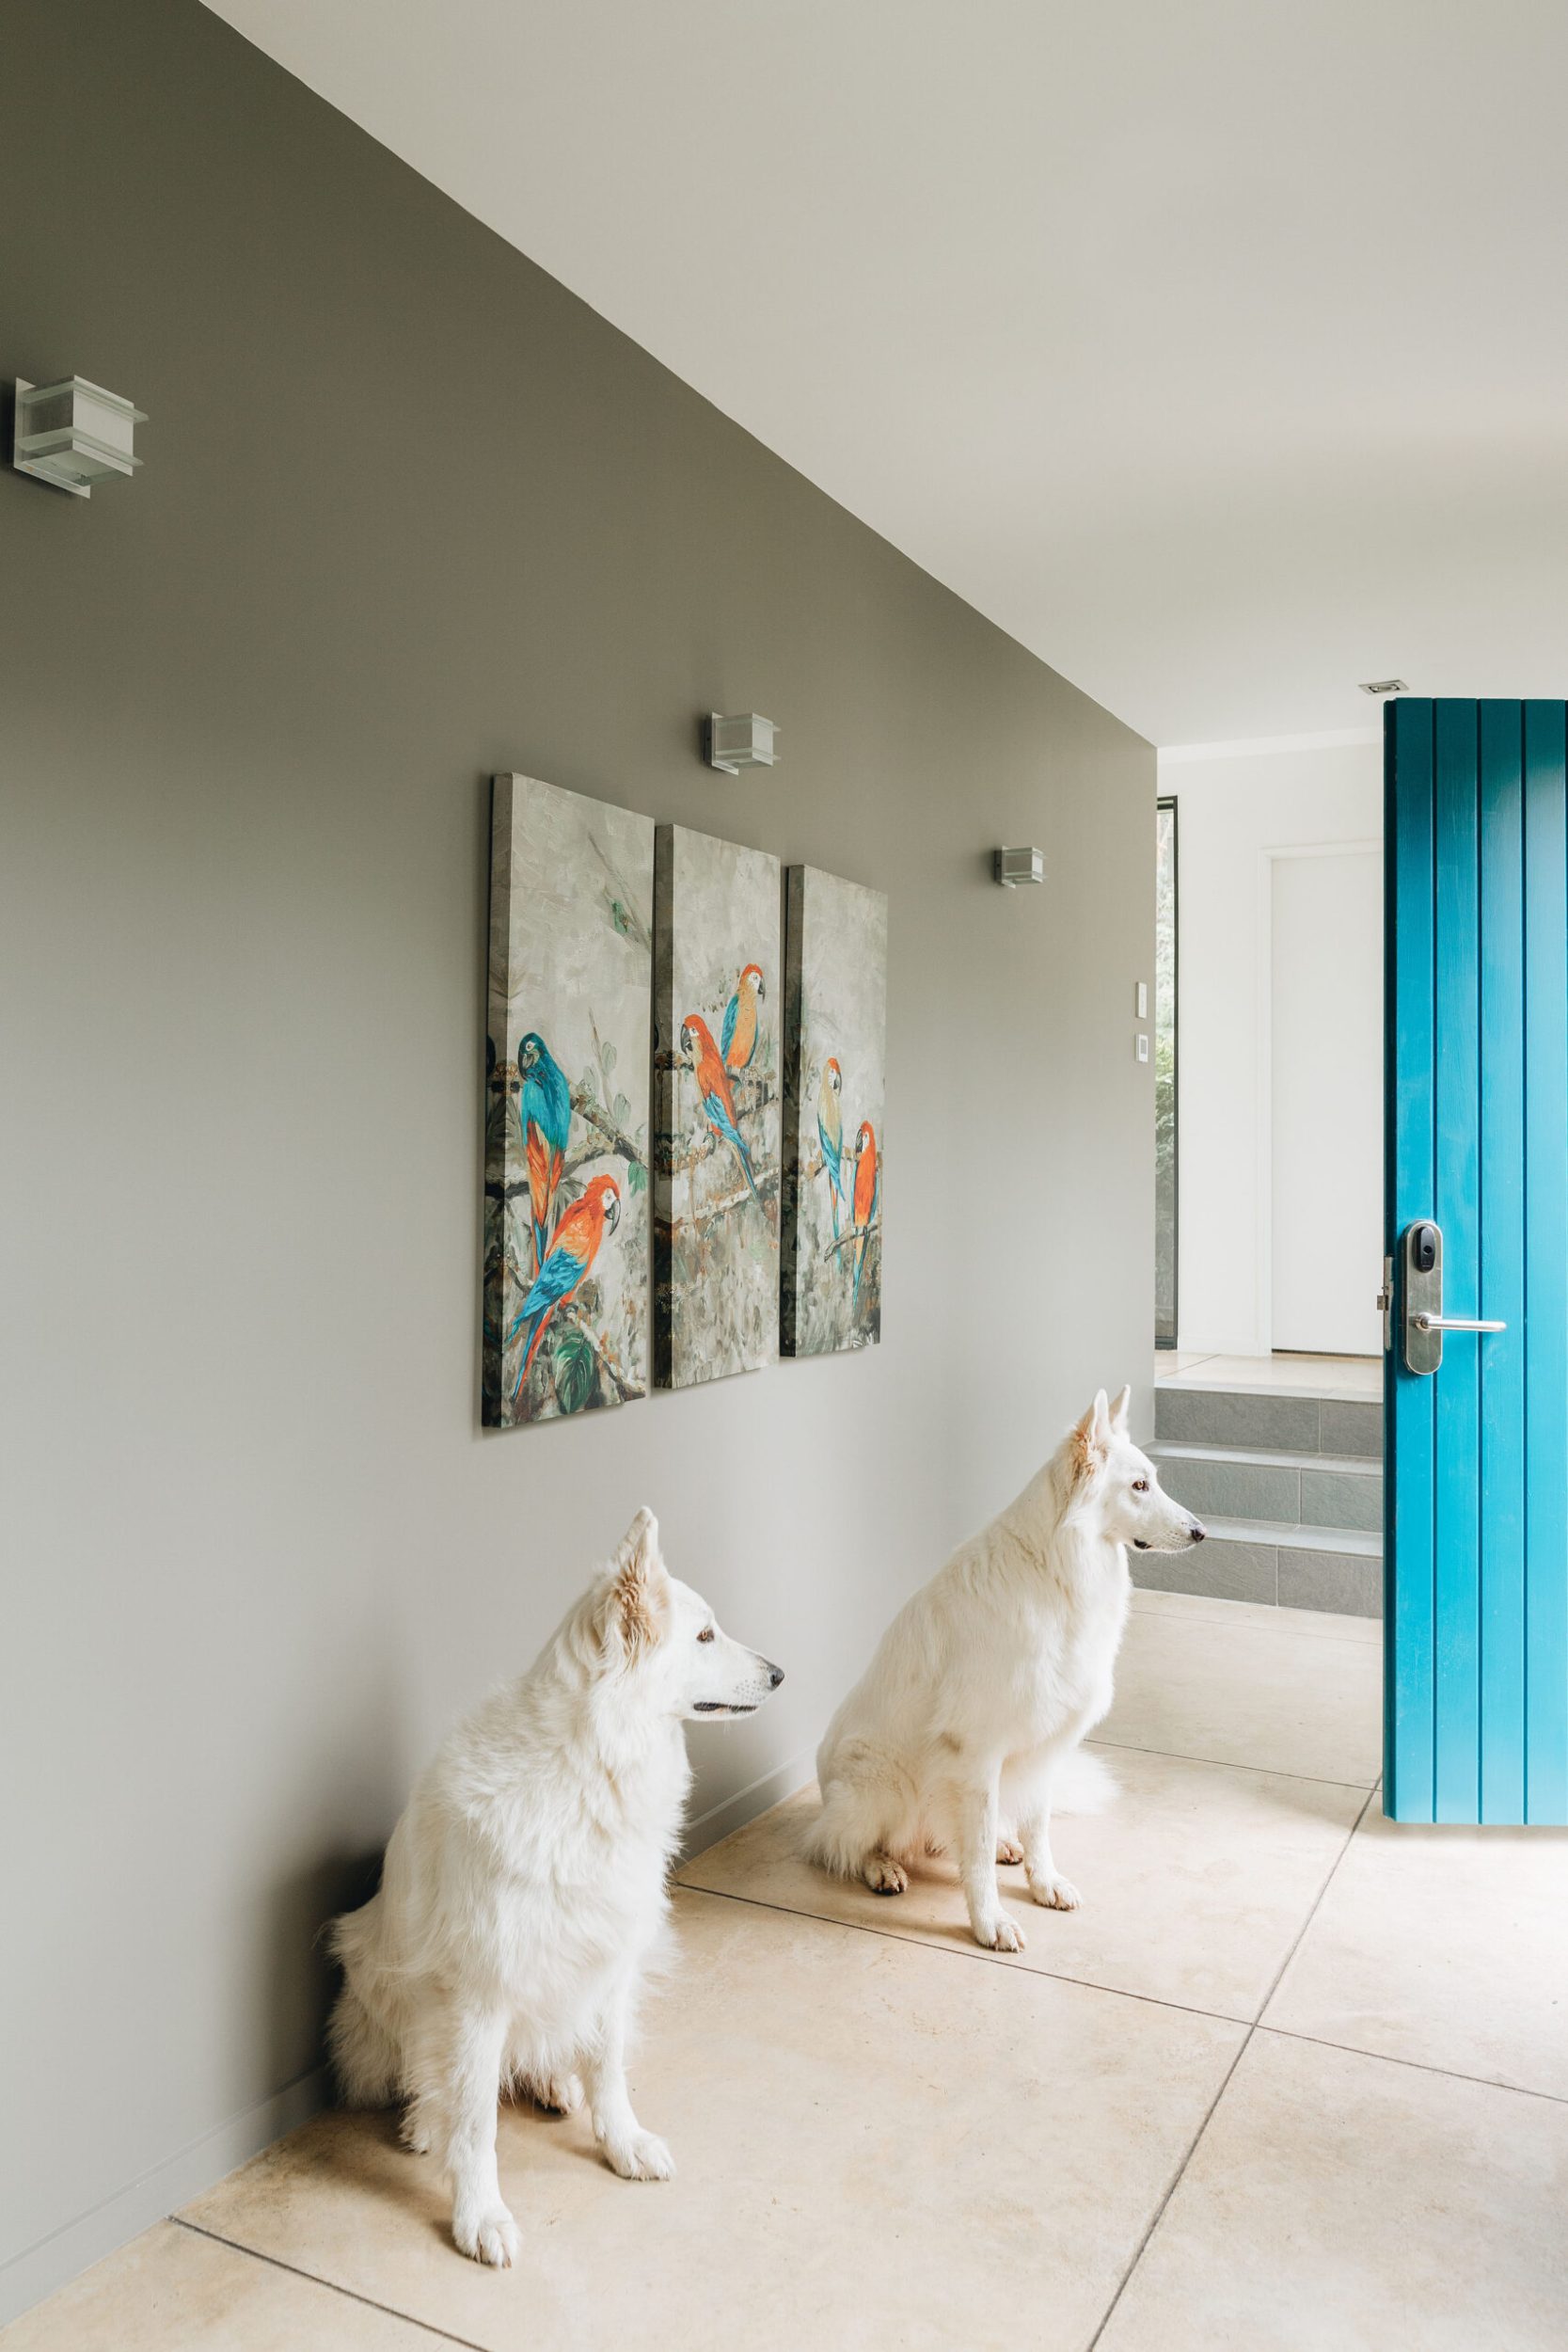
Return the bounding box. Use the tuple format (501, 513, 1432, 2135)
(1155, 1377, 1381, 1407)
(1201, 1514, 1382, 1556)
(1149, 1438, 1380, 1477)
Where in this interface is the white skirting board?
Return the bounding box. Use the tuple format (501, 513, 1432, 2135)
(0, 2069, 329, 2328)
(680, 1744, 816, 1862)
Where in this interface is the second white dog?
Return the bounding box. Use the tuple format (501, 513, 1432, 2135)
(806, 1387, 1206, 1950)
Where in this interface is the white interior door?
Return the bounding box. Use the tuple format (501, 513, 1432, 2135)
(1270, 846, 1384, 1355)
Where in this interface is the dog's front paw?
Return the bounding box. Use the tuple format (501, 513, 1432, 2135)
(606, 2130, 675, 2183)
(452, 2201, 520, 2267)
(973, 1910, 1026, 1953)
(995, 1837, 1024, 1867)
(1030, 1873, 1082, 1912)
(863, 1853, 908, 1896)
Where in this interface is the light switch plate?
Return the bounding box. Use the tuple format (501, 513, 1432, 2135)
(1135, 1033, 1149, 1063)
(1136, 981, 1148, 1018)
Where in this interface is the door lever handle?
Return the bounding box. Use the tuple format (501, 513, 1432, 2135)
(1410, 1312, 1507, 1334)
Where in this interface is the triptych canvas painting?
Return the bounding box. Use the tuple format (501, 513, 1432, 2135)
(482, 773, 886, 1427)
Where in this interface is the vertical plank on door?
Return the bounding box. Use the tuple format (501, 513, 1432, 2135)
(1433, 702, 1481, 1820)
(1478, 703, 1526, 1820)
(1523, 702, 1568, 1821)
(1386, 698, 1436, 1820)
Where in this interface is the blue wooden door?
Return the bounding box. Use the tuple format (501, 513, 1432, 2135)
(1386, 698, 1568, 1822)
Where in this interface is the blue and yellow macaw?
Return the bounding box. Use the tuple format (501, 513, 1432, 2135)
(517, 1030, 572, 1270)
(816, 1056, 845, 1238)
(721, 962, 766, 1074)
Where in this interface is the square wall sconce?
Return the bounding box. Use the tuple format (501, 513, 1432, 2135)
(12, 376, 145, 496)
(705, 712, 780, 775)
(994, 845, 1045, 886)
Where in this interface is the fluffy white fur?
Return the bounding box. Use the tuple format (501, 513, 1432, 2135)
(806, 1386, 1206, 1950)
(326, 1507, 783, 2266)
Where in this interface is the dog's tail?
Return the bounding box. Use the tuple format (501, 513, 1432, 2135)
(1052, 1748, 1118, 1815)
(325, 1898, 404, 2107)
(801, 1744, 914, 1879)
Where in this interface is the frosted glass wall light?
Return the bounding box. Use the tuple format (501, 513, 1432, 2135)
(12, 376, 145, 497)
(705, 713, 780, 775)
(994, 846, 1045, 886)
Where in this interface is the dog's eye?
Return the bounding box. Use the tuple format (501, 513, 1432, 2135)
(1132, 1479, 1148, 1493)
(697, 1627, 715, 1644)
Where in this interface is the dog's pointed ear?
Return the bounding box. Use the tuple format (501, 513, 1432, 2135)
(1110, 1384, 1132, 1434)
(615, 1505, 660, 1577)
(1071, 1391, 1113, 1481)
(599, 1508, 669, 1657)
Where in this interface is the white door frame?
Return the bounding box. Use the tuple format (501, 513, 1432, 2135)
(1254, 837, 1383, 1358)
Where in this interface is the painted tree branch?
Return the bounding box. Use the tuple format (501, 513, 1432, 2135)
(567, 1086, 645, 1172)
(657, 1162, 783, 1233)
(589, 831, 652, 959)
(824, 1214, 882, 1260)
(654, 1089, 779, 1178)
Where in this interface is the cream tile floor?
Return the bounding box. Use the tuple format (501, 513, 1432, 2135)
(9, 1591, 1568, 2350)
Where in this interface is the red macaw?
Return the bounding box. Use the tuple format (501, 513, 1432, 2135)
(851, 1120, 879, 1306)
(681, 1014, 766, 1216)
(721, 962, 766, 1073)
(508, 1172, 620, 1395)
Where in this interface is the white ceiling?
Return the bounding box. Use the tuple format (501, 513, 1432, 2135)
(207, 1, 1568, 746)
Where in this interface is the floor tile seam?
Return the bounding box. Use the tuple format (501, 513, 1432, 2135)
(1249, 2026, 1568, 2108)
(670, 1882, 1256, 2027)
(1080, 1782, 1375, 2348)
(1086, 1736, 1376, 1790)
(171, 2218, 486, 2350)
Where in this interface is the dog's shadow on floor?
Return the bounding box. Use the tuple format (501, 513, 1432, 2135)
(816, 1854, 1045, 1952)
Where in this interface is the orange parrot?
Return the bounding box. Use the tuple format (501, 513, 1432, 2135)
(681, 1014, 766, 1216)
(721, 962, 766, 1073)
(507, 1172, 620, 1395)
(851, 1120, 879, 1306)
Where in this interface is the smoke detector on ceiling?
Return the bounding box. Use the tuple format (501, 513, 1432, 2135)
(1359, 678, 1408, 697)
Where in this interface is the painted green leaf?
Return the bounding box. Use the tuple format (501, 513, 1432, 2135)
(553, 1329, 597, 1415)
(612, 1091, 632, 1128)
(602, 1040, 618, 1074)
(626, 1160, 647, 1195)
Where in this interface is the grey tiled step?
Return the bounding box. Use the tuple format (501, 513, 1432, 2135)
(1149, 1438, 1383, 1533)
(1155, 1381, 1382, 1459)
(1132, 1514, 1383, 1620)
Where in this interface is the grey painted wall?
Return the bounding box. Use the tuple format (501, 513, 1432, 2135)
(0, 0, 1153, 2310)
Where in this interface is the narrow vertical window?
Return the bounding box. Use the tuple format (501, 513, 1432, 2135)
(1155, 798, 1179, 1349)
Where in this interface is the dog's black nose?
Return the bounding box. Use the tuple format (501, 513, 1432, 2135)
(767, 1662, 785, 1689)
(1189, 1523, 1207, 1543)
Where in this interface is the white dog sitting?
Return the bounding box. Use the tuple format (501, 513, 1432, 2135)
(326, 1507, 784, 2265)
(806, 1387, 1205, 1950)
